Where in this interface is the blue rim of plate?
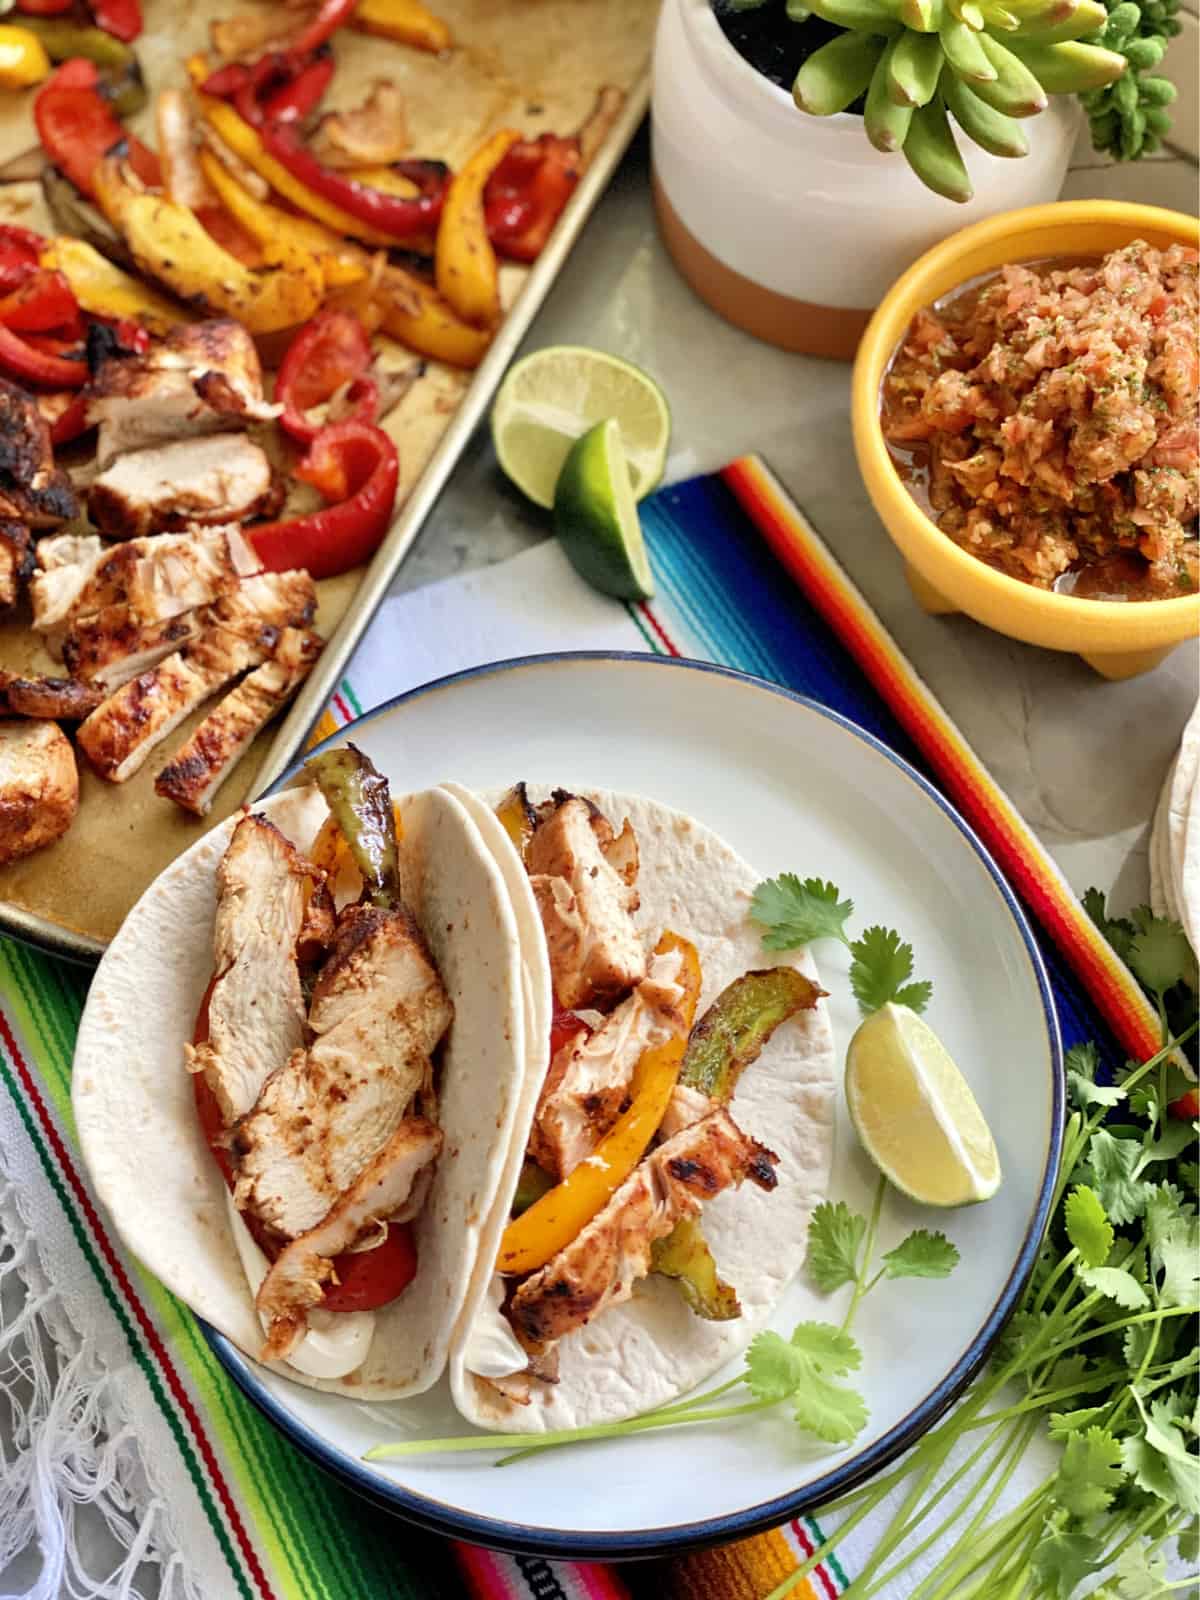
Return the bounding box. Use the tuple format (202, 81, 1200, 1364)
(202, 651, 1064, 1561)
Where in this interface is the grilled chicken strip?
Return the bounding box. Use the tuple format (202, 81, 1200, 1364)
(63, 608, 201, 689)
(0, 378, 78, 529)
(89, 434, 278, 539)
(0, 521, 33, 611)
(507, 1109, 778, 1351)
(530, 948, 687, 1180)
(528, 794, 646, 1010)
(0, 671, 103, 720)
(89, 318, 280, 466)
(75, 570, 316, 782)
(0, 719, 78, 865)
(255, 1118, 442, 1361)
(186, 813, 316, 1126)
(155, 628, 322, 815)
(233, 902, 453, 1241)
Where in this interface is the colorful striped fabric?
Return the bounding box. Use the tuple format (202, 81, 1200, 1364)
(0, 456, 1156, 1600)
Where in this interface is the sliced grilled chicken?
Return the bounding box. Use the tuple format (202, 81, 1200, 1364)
(0, 521, 33, 611)
(89, 318, 280, 466)
(530, 948, 687, 1180)
(0, 719, 78, 864)
(0, 378, 78, 529)
(233, 902, 453, 1241)
(155, 628, 322, 815)
(507, 1109, 778, 1352)
(0, 672, 103, 720)
(89, 434, 278, 539)
(255, 1118, 442, 1360)
(75, 569, 316, 782)
(528, 793, 646, 1009)
(186, 813, 316, 1126)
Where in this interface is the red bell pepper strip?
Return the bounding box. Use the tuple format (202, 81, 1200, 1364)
(48, 390, 91, 445)
(0, 226, 44, 297)
(264, 51, 335, 122)
(90, 0, 143, 42)
(203, 50, 334, 130)
(276, 310, 379, 444)
(0, 269, 78, 334)
(249, 420, 398, 580)
(260, 122, 446, 242)
(288, 0, 358, 54)
(0, 323, 86, 387)
(484, 135, 581, 262)
(15, 0, 73, 15)
(34, 58, 161, 198)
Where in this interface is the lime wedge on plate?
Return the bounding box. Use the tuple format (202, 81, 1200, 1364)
(492, 346, 670, 509)
(845, 1003, 1002, 1206)
(554, 419, 654, 602)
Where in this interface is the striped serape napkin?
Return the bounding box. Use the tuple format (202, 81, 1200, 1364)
(0, 456, 1160, 1600)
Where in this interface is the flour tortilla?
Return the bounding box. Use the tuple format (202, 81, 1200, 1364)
(1167, 702, 1200, 949)
(72, 780, 530, 1400)
(1150, 756, 1176, 922)
(449, 788, 838, 1434)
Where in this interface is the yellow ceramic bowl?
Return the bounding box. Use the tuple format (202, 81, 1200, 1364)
(851, 201, 1200, 680)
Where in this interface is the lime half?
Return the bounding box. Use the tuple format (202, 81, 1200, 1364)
(845, 1003, 1002, 1207)
(553, 419, 654, 602)
(492, 346, 670, 509)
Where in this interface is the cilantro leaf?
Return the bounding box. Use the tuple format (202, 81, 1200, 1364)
(1066, 1042, 1125, 1110)
(1030, 1510, 1103, 1600)
(1128, 915, 1198, 998)
(1076, 1265, 1150, 1309)
(1048, 1406, 1108, 1437)
(743, 1324, 867, 1446)
(1131, 1392, 1200, 1515)
(1064, 1185, 1113, 1269)
(1136, 1118, 1199, 1173)
(849, 926, 932, 1016)
(881, 1230, 959, 1280)
(1054, 1426, 1126, 1520)
(1084, 1130, 1148, 1227)
(788, 1321, 862, 1376)
(750, 876, 853, 951)
(1175, 1521, 1200, 1566)
(1114, 1543, 1168, 1600)
(1084, 887, 1137, 962)
(744, 1330, 808, 1403)
(1156, 1220, 1200, 1310)
(1180, 1161, 1200, 1193)
(806, 1201, 867, 1293)
(792, 1379, 869, 1446)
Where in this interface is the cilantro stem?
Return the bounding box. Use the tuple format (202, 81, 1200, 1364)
(1032, 1302, 1195, 1367)
(1030, 1245, 1077, 1317)
(488, 1397, 775, 1466)
(841, 1173, 887, 1334)
(959, 1365, 1124, 1428)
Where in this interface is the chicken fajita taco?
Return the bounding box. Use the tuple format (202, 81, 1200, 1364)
(73, 748, 531, 1398)
(444, 784, 839, 1433)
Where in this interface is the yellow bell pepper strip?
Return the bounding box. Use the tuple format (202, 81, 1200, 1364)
(187, 60, 400, 249)
(497, 931, 703, 1277)
(92, 158, 324, 335)
(197, 150, 369, 290)
(352, 0, 452, 53)
(435, 127, 520, 328)
(39, 237, 187, 332)
(380, 263, 493, 368)
(0, 25, 50, 88)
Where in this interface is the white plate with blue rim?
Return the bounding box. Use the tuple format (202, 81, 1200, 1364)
(205, 653, 1062, 1559)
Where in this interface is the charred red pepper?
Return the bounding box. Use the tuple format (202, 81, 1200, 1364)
(484, 135, 580, 262)
(48, 389, 90, 444)
(289, 0, 358, 54)
(0, 323, 85, 387)
(90, 0, 142, 42)
(550, 1008, 591, 1059)
(0, 226, 44, 297)
(264, 51, 335, 123)
(34, 57, 160, 198)
(260, 122, 446, 242)
(191, 981, 417, 1312)
(0, 269, 78, 333)
(250, 420, 398, 580)
(276, 309, 379, 444)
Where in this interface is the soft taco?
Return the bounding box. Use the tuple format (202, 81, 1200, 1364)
(444, 783, 838, 1433)
(72, 747, 530, 1399)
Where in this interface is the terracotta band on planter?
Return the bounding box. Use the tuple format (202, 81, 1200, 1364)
(652, 176, 873, 363)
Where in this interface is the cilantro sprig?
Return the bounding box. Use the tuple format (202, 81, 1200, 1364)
(750, 873, 932, 1016)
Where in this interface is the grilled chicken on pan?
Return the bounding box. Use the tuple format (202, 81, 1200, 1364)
(0, 672, 103, 720)
(190, 751, 454, 1362)
(0, 379, 78, 530)
(0, 719, 78, 865)
(0, 522, 34, 613)
(89, 434, 280, 539)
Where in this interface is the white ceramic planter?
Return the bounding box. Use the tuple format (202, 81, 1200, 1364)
(651, 0, 1081, 358)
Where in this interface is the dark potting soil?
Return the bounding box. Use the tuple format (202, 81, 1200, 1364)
(711, 0, 849, 92)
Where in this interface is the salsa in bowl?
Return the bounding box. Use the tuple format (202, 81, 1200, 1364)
(852, 201, 1200, 679)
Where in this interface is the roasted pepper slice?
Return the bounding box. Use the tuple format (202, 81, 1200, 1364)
(39, 236, 185, 332)
(0, 267, 77, 332)
(18, 16, 135, 69)
(90, 0, 142, 44)
(248, 420, 399, 581)
(305, 745, 402, 908)
(512, 1159, 555, 1218)
(196, 150, 368, 291)
(497, 930, 702, 1277)
(650, 1215, 742, 1321)
(34, 57, 159, 198)
(260, 122, 446, 243)
(93, 157, 323, 334)
(435, 127, 520, 328)
(494, 781, 536, 860)
(289, 0, 357, 54)
(0, 25, 51, 88)
(352, 0, 452, 52)
(381, 263, 492, 369)
(484, 135, 581, 264)
(275, 309, 379, 444)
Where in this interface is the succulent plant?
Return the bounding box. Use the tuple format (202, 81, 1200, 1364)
(724, 0, 1178, 199)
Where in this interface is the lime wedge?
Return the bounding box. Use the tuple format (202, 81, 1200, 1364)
(491, 345, 670, 509)
(845, 1003, 1002, 1207)
(553, 419, 654, 602)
